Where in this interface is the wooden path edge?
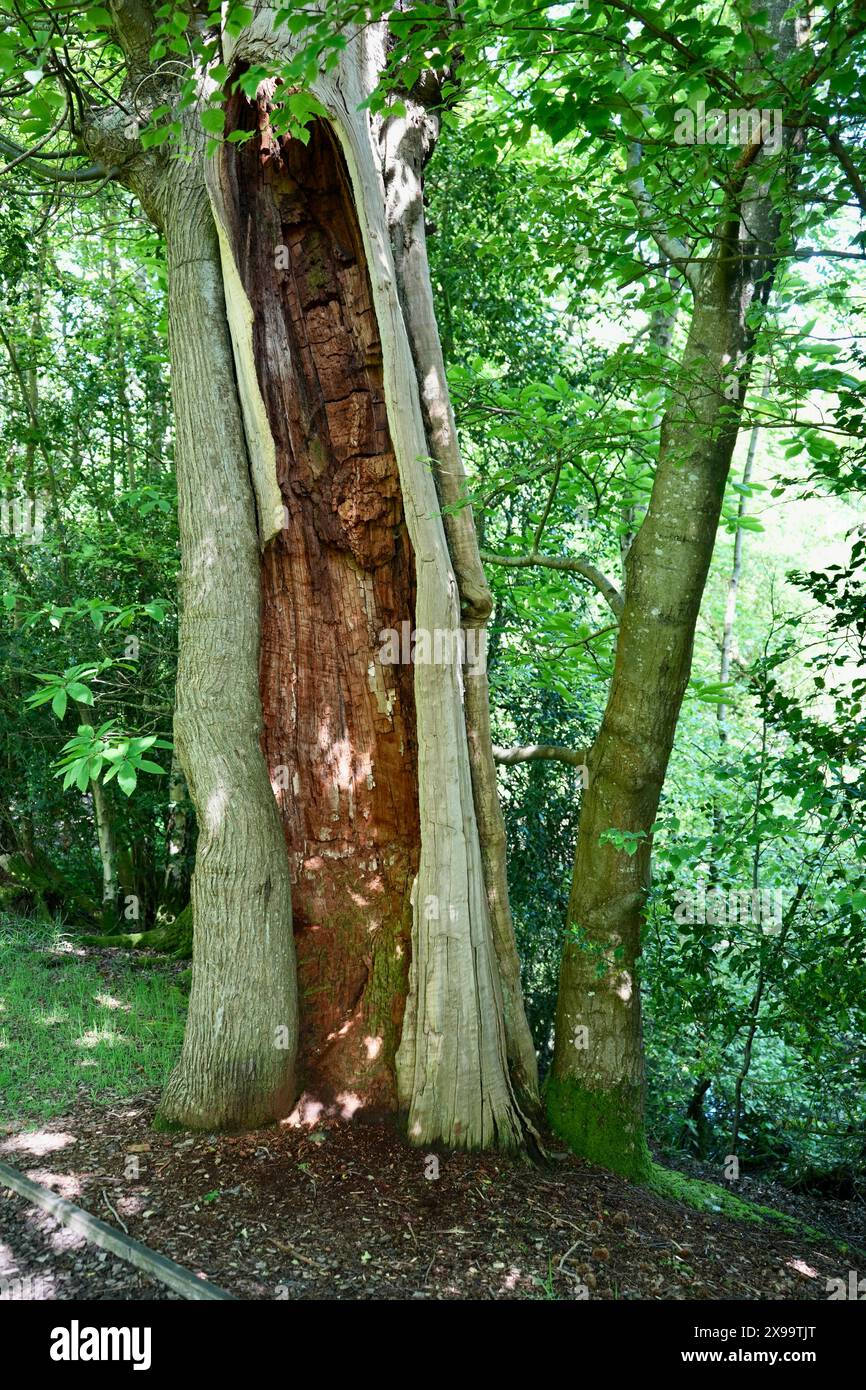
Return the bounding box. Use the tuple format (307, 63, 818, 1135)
(0, 1158, 237, 1301)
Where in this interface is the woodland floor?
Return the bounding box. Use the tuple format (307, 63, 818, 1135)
(1, 1086, 864, 1301)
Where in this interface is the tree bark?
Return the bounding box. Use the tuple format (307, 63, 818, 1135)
(548, 2, 802, 1178)
(82, 7, 533, 1147)
(378, 98, 540, 1111)
(161, 753, 190, 912)
(212, 99, 420, 1108)
(90, 770, 119, 925)
(75, 705, 120, 927)
(152, 149, 299, 1131)
(216, 14, 529, 1146)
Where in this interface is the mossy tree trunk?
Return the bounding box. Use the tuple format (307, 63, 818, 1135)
(548, 0, 802, 1179)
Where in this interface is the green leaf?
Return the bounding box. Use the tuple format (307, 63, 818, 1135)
(117, 763, 138, 797)
(140, 125, 170, 150)
(225, 4, 254, 36)
(200, 107, 226, 135)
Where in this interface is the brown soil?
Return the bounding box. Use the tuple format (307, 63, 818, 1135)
(1, 1089, 862, 1300)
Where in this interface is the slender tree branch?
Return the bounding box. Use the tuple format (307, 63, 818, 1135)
(627, 139, 700, 291)
(492, 744, 590, 769)
(531, 452, 562, 552)
(0, 135, 116, 181)
(480, 548, 624, 617)
(812, 117, 866, 216)
(0, 96, 69, 177)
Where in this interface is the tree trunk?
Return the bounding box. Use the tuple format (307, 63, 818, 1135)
(379, 99, 540, 1112)
(548, 3, 801, 1178)
(86, 9, 532, 1147)
(212, 102, 420, 1109)
(678, 1076, 712, 1157)
(161, 753, 190, 913)
(90, 771, 120, 926)
(76, 705, 120, 927)
(154, 158, 299, 1131)
(208, 20, 529, 1144)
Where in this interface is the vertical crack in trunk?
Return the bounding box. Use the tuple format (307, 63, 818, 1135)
(212, 97, 420, 1111)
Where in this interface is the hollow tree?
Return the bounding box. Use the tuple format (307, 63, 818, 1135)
(52, 0, 539, 1143)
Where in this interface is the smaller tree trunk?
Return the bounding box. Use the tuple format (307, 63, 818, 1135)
(161, 754, 191, 913)
(549, 97, 798, 1177)
(76, 706, 120, 928)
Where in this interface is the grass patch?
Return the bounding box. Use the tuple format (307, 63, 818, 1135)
(0, 912, 186, 1122)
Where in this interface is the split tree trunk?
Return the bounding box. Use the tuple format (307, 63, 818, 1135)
(91, 6, 533, 1146)
(207, 17, 530, 1144)
(212, 102, 420, 1108)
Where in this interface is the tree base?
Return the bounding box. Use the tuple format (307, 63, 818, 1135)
(546, 1074, 652, 1181)
(79, 904, 192, 959)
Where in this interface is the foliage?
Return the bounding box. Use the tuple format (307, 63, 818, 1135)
(0, 0, 864, 1190)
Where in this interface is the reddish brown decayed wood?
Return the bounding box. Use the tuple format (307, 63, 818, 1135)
(222, 96, 420, 1109)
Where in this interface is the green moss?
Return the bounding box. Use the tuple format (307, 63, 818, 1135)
(79, 904, 192, 959)
(151, 1112, 187, 1134)
(649, 1164, 762, 1221)
(546, 1073, 652, 1181)
(365, 905, 412, 1065)
(648, 1164, 850, 1252)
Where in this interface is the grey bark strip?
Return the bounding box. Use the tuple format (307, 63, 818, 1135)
(377, 91, 540, 1112)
